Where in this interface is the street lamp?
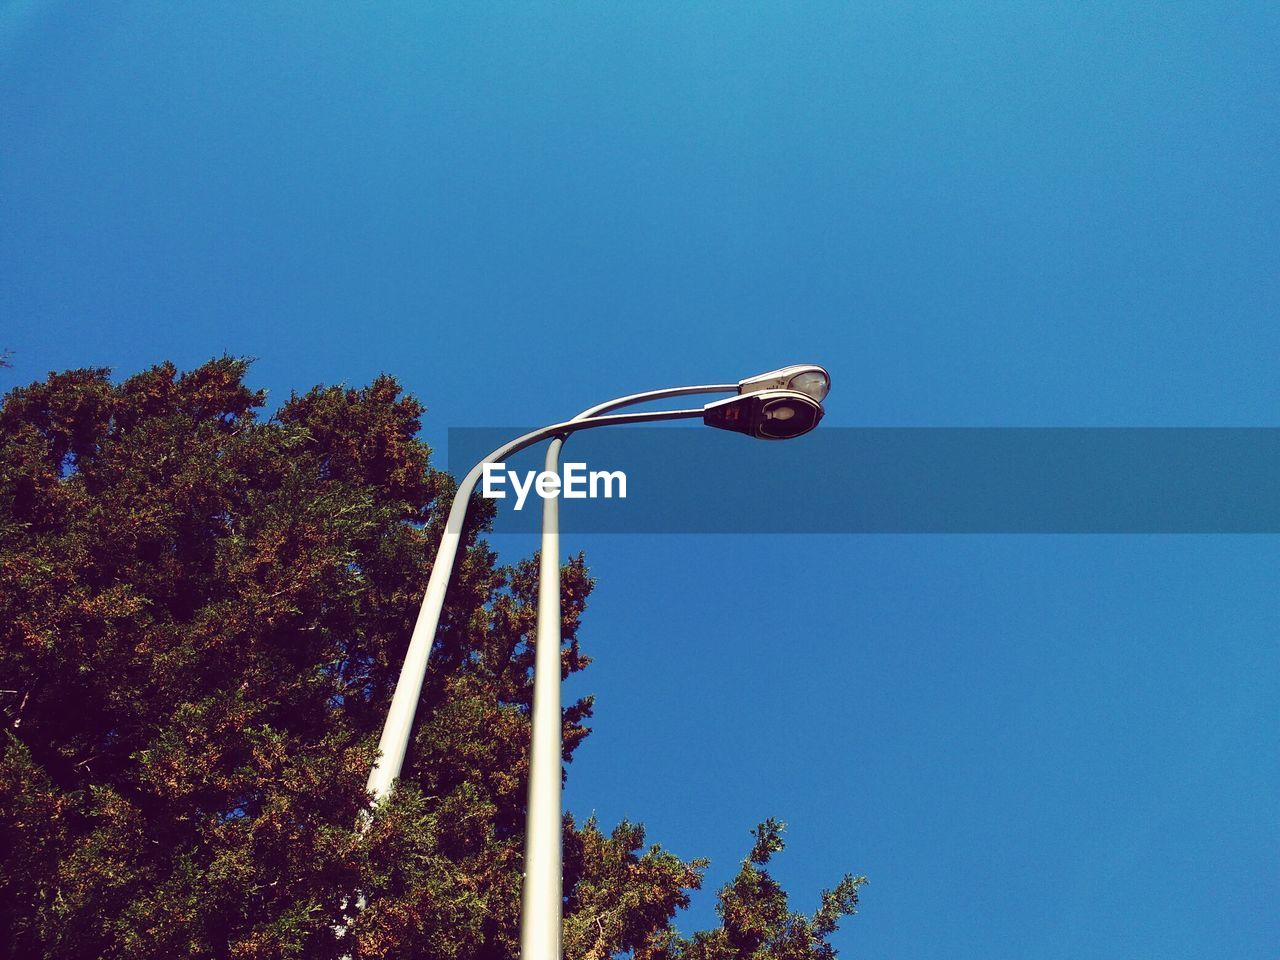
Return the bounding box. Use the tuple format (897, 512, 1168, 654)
(521, 366, 829, 960)
(355, 367, 828, 956)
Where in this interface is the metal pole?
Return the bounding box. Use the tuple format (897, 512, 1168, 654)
(519, 384, 735, 959)
(520, 438, 565, 960)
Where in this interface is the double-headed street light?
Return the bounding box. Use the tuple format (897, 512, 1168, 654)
(358, 365, 828, 958)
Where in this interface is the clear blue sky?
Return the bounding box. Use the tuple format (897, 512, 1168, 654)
(2, 3, 1277, 957)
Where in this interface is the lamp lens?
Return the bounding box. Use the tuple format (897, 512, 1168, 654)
(757, 397, 820, 439)
(788, 371, 829, 401)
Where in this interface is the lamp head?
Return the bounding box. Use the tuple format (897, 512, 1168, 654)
(738, 364, 830, 402)
(703, 389, 824, 440)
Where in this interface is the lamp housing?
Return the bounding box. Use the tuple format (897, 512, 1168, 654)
(737, 364, 831, 402)
(703, 389, 824, 440)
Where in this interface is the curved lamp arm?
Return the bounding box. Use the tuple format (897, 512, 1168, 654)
(366, 405, 703, 801)
(568, 382, 737, 423)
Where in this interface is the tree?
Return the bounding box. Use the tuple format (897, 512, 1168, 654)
(0, 359, 864, 959)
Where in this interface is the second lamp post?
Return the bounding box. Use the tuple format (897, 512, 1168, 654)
(520, 365, 831, 960)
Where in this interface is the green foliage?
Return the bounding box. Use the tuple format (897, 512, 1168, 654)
(0, 359, 864, 958)
(675, 820, 867, 960)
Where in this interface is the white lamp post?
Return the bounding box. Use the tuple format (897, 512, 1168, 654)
(359, 367, 829, 959)
(520, 366, 829, 960)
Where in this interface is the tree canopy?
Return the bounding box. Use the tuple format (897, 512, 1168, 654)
(0, 358, 865, 959)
